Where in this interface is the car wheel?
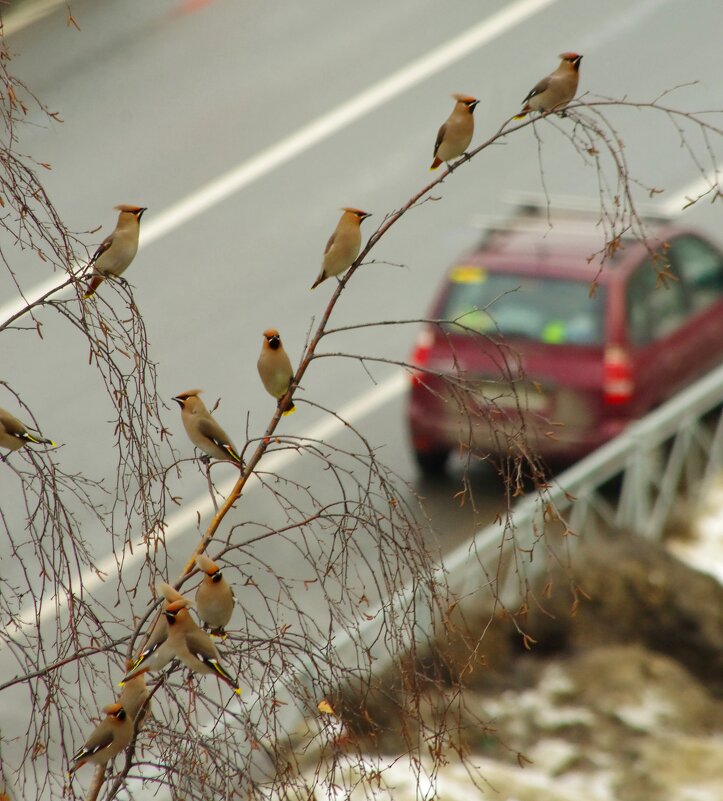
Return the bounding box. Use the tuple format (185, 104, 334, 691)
(413, 448, 450, 475)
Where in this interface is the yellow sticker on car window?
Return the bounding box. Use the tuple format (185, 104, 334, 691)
(450, 265, 487, 283)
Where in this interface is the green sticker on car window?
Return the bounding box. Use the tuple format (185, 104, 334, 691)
(542, 320, 567, 344)
(450, 265, 486, 283)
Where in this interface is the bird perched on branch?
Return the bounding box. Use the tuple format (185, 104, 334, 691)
(68, 703, 133, 774)
(515, 53, 583, 119)
(163, 598, 241, 695)
(430, 94, 479, 170)
(172, 390, 243, 466)
(257, 329, 295, 415)
(117, 664, 151, 726)
(83, 204, 147, 298)
(120, 612, 173, 685)
(195, 554, 235, 637)
(311, 208, 371, 289)
(0, 407, 56, 453)
(120, 585, 193, 685)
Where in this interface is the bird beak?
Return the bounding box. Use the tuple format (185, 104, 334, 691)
(171, 396, 184, 407)
(469, 100, 479, 113)
(361, 212, 372, 221)
(137, 207, 148, 220)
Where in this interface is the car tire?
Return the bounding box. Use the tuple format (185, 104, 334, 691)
(413, 448, 450, 475)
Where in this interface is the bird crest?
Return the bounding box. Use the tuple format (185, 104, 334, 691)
(341, 208, 371, 220)
(195, 553, 220, 575)
(114, 204, 147, 216)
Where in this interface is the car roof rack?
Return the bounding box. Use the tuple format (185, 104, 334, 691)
(470, 192, 674, 242)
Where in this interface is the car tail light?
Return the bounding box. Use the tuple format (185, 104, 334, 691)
(603, 345, 633, 405)
(410, 328, 434, 386)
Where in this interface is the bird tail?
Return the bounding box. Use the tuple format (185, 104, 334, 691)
(514, 108, 529, 120)
(121, 652, 149, 685)
(83, 275, 103, 298)
(210, 660, 242, 695)
(68, 751, 89, 775)
(224, 446, 244, 466)
(279, 394, 296, 415)
(24, 433, 56, 447)
(429, 157, 442, 170)
(310, 272, 325, 290)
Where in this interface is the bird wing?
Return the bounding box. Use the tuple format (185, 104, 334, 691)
(125, 632, 166, 675)
(197, 419, 242, 463)
(323, 231, 336, 256)
(185, 629, 240, 691)
(73, 730, 113, 762)
(1, 416, 28, 439)
(433, 122, 447, 157)
(89, 233, 114, 267)
(0, 416, 50, 445)
(522, 75, 551, 103)
(192, 648, 239, 689)
(197, 418, 229, 448)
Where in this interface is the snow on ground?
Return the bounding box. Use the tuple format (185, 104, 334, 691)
(668, 476, 723, 585)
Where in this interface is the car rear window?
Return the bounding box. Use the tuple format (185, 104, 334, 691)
(440, 265, 605, 345)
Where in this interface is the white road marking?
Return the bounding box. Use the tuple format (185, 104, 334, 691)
(0, 0, 560, 328)
(21, 372, 408, 628)
(0, 0, 68, 37)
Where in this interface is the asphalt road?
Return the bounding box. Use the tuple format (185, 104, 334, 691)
(1, 0, 721, 795)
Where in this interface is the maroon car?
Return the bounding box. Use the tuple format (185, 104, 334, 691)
(407, 207, 723, 474)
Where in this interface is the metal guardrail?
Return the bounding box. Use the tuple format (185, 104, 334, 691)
(321, 359, 723, 689)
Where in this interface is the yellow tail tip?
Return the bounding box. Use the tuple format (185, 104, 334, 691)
(282, 406, 296, 416)
(513, 113, 527, 120)
(234, 687, 242, 695)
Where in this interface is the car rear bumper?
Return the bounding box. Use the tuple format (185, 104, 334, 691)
(408, 394, 629, 463)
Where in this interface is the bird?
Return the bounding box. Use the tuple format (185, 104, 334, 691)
(120, 608, 174, 685)
(83, 205, 147, 298)
(68, 703, 133, 774)
(257, 329, 295, 415)
(172, 390, 243, 466)
(430, 94, 479, 170)
(120, 586, 196, 685)
(311, 208, 371, 289)
(163, 598, 241, 695)
(515, 53, 583, 119)
(0, 407, 56, 452)
(195, 553, 235, 637)
(117, 665, 151, 726)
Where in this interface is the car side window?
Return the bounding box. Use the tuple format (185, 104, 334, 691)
(626, 258, 689, 346)
(668, 235, 723, 312)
